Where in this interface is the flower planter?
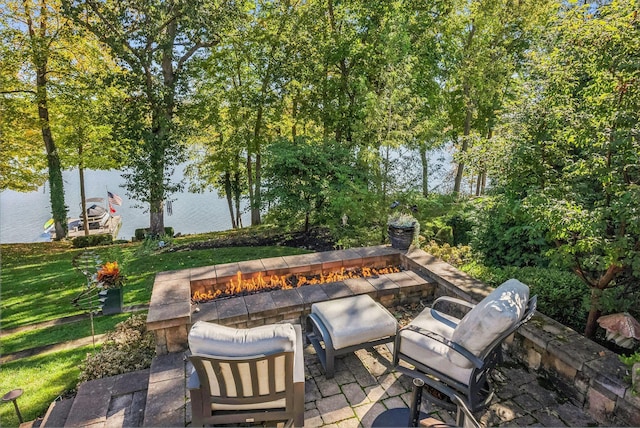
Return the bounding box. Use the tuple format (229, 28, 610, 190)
(388, 225, 415, 250)
(99, 288, 123, 315)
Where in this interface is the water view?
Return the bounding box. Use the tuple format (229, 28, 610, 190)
(0, 168, 246, 244)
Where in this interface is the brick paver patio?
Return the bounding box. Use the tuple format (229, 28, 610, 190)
(38, 336, 600, 427)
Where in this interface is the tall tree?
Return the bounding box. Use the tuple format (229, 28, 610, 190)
(440, 0, 555, 195)
(498, 1, 640, 338)
(64, 0, 240, 235)
(188, 0, 296, 227)
(0, 0, 74, 238)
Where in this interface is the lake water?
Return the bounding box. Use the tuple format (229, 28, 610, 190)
(0, 168, 246, 244)
(0, 148, 452, 244)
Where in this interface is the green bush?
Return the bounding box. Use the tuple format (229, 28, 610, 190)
(620, 352, 640, 394)
(434, 226, 453, 245)
(471, 196, 552, 268)
(422, 241, 472, 267)
(134, 227, 175, 241)
(72, 234, 114, 248)
(78, 314, 155, 384)
(462, 261, 588, 332)
(445, 211, 475, 246)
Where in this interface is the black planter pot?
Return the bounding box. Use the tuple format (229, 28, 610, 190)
(388, 225, 415, 250)
(99, 287, 123, 315)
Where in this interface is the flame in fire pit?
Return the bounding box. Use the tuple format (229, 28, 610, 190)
(192, 265, 401, 302)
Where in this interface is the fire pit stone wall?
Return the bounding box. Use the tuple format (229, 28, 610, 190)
(147, 245, 435, 354)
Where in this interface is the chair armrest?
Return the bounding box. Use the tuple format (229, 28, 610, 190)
(431, 296, 475, 312)
(293, 324, 305, 384)
(430, 296, 474, 329)
(402, 324, 485, 369)
(396, 366, 481, 428)
(187, 365, 201, 390)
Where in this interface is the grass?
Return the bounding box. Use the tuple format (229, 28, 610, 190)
(1, 312, 134, 355)
(1, 240, 310, 330)
(0, 234, 312, 425)
(0, 345, 97, 428)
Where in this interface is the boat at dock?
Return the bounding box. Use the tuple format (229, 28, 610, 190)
(44, 197, 122, 240)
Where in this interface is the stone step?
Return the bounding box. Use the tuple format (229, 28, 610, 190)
(142, 353, 187, 427)
(40, 398, 74, 427)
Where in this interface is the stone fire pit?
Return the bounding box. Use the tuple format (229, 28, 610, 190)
(146, 246, 440, 354)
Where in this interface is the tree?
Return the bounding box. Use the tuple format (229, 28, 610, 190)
(499, 1, 640, 338)
(64, 0, 241, 235)
(439, 0, 555, 195)
(263, 137, 365, 232)
(0, 0, 74, 238)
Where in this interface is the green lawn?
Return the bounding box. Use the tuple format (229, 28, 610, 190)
(1, 240, 310, 330)
(0, 236, 312, 426)
(1, 312, 134, 355)
(0, 345, 96, 428)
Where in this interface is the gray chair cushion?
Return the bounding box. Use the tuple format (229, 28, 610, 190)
(188, 321, 296, 357)
(448, 279, 529, 367)
(398, 307, 472, 384)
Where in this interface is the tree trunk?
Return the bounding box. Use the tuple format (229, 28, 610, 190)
(305, 211, 310, 233)
(247, 152, 255, 223)
(224, 171, 237, 229)
(584, 288, 603, 339)
(253, 151, 262, 225)
(233, 163, 242, 228)
(79, 165, 89, 235)
(454, 92, 472, 195)
(420, 144, 429, 197)
(27, 0, 67, 239)
(250, 88, 265, 226)
(454, 23, 476, 196)
(149, 199, 164, 236)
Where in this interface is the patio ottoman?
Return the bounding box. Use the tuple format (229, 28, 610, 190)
(305, 294, 398, 378)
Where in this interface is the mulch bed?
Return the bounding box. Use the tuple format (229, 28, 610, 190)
(171, 227, 338, 253)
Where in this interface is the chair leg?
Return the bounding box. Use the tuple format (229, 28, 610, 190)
(409, 378, 425, 427)
(293, 381, 305, 427)
(325, 346, 335, 379)
(189, 389, 205, 427)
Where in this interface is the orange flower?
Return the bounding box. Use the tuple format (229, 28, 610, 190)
(97, 261, 124, 288)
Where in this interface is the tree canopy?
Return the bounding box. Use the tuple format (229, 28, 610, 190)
(2, 0, 639, 336)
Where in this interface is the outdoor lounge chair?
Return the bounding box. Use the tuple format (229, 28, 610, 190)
(393, 279, 537, 413)
(187, 321, 305, 427)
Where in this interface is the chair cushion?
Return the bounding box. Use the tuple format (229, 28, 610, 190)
(398, 308, 472, 385)
(311, 294, 398, 350)
(448, 279, 529, 368)
(187, 324, 303, 411)
(188, 321, 296, 357)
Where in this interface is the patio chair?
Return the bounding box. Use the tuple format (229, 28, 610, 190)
(187, 321, 305, 427)
(393, 279, 537, 413)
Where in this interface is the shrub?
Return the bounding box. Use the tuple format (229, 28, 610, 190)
(134, 227, 174, 241)
(78, 314, 155, 384)
(72, 234, 114, 248)
(422, 241, 472, 267)
(445, 211, 475, 246)
(471, 196, 552, 268)
(620, 352, 640, 394)
(434, 226, 453, 245)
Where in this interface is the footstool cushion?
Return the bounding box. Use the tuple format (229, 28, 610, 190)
(312, 295, 398, 350)
(306, 294, 398, 378)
